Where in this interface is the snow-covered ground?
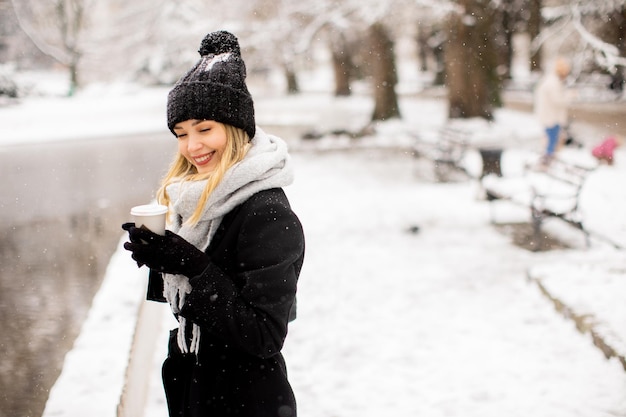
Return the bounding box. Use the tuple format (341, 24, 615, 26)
(3, 71, 624, 417)
(145, 146, 626, 417)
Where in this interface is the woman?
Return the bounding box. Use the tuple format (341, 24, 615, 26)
(122, 30, 304, 417)
(534, 57, 574, 164)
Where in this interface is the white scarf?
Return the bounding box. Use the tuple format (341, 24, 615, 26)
(163, 128, 294, 354)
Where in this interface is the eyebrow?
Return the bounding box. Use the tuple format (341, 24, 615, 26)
(173, 119, 208, 130)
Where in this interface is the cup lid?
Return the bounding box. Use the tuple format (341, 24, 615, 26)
(130, 204, 168, 216)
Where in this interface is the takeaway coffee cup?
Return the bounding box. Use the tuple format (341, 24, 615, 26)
(130, 204, 168, 235)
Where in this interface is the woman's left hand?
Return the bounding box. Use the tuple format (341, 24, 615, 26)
(122, 223, 210, 277)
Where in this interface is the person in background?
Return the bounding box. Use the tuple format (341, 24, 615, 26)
(534, 57, 576, 164)
(592, 135, 622, 165)
(122, 30, 305, 417)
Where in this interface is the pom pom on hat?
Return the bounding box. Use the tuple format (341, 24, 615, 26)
(167, 30, 255, 139)
(198, 31, 241, 56)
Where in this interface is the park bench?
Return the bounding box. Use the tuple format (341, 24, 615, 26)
(412, 124, 505, 182)
(412, 125, 472, 182)
(482, 155, 596, 250)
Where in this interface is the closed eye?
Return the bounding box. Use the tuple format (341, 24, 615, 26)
(196, 122, 213, 133)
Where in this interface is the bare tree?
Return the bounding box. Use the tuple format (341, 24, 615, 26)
(241, 0, 327, 95)
(532, 1, 626, 75)
(319, 1, 406, 121)
(11, 0, 94, 95)
(570, 2, 626, 72)
(85, 0, 233, 85)
(244, 0, 408, 120)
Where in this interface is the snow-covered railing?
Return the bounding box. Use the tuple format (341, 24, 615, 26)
(42, 237, 161, 417)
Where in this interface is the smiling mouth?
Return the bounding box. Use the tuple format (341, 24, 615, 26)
(194, 151, 215, 165)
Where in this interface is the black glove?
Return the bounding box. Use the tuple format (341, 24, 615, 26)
(122, 222, 210, 277)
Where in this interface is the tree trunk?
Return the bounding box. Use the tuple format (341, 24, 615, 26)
(527, 0, 542, 71)
(496, 7, 513, 80)
(58, 0, 84, 95)
(369, 22, 400, 121)
(284, 64, 299, 94)
(69, 59, 79, 96)
(445, 0, 500, 120)
(330, 34, 353, 96)
(416, 24, 429, 72)
(432, 33, 446, 86)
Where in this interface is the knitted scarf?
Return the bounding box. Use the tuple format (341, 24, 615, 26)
(163, 128, 294, 354)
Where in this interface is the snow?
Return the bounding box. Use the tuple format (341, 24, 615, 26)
(41, 240, 148, 417)
(3, 71, 624, 417)
(0, 82, 167, 145)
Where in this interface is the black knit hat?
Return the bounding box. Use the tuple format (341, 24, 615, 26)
(167, 31, 255, 139)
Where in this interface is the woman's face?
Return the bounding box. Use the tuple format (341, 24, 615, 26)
(173, 119, 228, 174)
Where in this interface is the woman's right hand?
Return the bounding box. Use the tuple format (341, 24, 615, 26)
(121, 223, 210, 277)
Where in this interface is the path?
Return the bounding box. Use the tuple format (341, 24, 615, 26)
(503, 93, 626, 141)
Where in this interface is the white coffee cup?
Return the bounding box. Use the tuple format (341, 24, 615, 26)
(130, 204, 168, 235)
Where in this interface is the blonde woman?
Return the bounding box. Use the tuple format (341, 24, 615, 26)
(534, 57, 575, 163)
(122, 31, 304, 417)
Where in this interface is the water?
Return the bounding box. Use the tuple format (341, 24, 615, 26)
(0, 133, 173, 417)
(0, 216, 112, 417)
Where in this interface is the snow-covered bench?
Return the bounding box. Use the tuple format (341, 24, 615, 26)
(412, 125, 472, 182)
(482, 156, 596, 250)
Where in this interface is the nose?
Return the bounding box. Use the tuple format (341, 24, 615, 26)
(187, 132, 203, 153)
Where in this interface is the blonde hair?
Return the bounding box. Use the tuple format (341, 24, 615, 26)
(156, 123, 250, 225)
(553, 57, 571, 78)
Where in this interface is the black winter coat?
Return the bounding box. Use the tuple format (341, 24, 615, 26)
(147, 188, 305, 417)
